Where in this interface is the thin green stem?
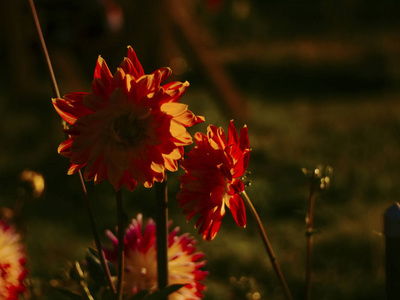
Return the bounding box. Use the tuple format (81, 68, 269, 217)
(116, 190, 125, 300)
(155, 175, 168, 297)
(240, 190, 293, 300)
(305, 186, 316, 300)
(28, 0, 60, 98)
(28, 0, 115, 294)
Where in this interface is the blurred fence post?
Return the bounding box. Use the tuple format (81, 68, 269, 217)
(166, 0, 249, 122)
(384, 202, 400, 299)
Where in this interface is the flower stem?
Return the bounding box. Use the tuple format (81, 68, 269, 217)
(28, 0, 116, 294)
(116, 190, 125, 300)
(78, 173, 116, 294)
(305, 186, 316, 300)
(155, 175, 169, 297)
(28, 0, 60, 99)
(240, 190, 293, 300)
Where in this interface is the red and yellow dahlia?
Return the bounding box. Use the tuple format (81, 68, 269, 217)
(0, 221, 27, 300)
(104, 214, 208, 299)
(177, 120, 250, 240)
(53, 46, 204, 191)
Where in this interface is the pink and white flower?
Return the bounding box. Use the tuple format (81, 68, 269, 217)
(104, 214, 208, 299)
(0, 221, 27, 300)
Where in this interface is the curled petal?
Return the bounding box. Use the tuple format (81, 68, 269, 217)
(152, 67, 172, 85)
(52, 93, 91, 125)
(67, 163, 85, 175)
(58, 138, 73, 156)
(160, 81, 190, 105)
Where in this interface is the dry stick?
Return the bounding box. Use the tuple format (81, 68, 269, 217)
(166, 0, 249, 122)
(116, 190, 125, 300)
(28, 0, 60, 98)
(305, 186, 316, 300)
(28, 0, 116, 294)
(240, 191, 293, 300)
(155, 175, 169, 298)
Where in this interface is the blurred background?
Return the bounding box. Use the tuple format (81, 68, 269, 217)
(1, 0, 400, 299)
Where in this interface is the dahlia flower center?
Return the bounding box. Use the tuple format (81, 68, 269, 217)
(123, 251, 158, 294)
(110, 110, 151, 146)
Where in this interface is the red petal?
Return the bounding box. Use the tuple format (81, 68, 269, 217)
(118, 58, 135, 79)
(203, 219, 221, 241)
(229, 178, 245, 195)
(160, 81, 190, 104)
(228, 119, 238, 147)
(161, 102, 188, 116)
(126, 46, 145, 79)
(58, 138, 73, 155)
(239, 125, 249, 151)
(152, 67, 172, 84)
(92, 56, 113, 96)
(94, 163, 108, 184)
(161, 103, 205, 127)
(52, 93, 91, 125)
(135, 74, 159, 101)
(123, 170, 137, 191)
(227, 194, 246, 228)
(67, 163, 85, 175)
(233, 149, 250, 178)
(82, 93, 107, 111)
(111, 68, 127, 91)
(93, 56, 112, 81)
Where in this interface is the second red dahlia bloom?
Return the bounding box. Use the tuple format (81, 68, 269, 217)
(53, 46, 204, 191)
(177, 120, 250, 240)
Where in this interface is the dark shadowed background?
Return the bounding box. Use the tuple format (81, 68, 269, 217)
(1, 0, 400, 299)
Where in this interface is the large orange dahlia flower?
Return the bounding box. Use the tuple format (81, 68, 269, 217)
(104, 214, 208, 299)
(0, 221, 27, 300)
(53, 46, 204, 191)
(177, 120, 250, 240)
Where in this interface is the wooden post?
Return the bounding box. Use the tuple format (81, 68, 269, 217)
(384, 202, 400, 299)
